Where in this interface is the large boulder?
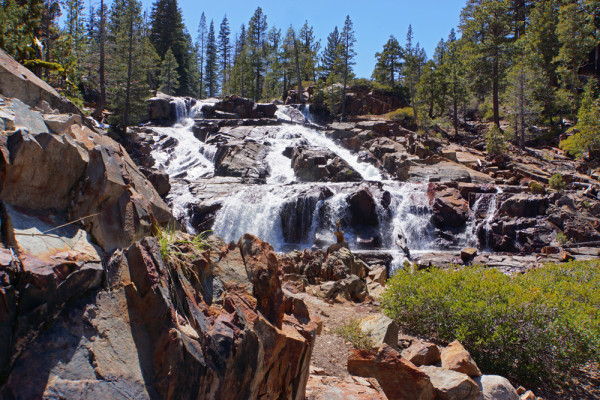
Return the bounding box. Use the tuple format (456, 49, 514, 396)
(474, 375, 520, 400)
(347, 344, 435, 400)
(290, 147, 362, 182)
(213, 140, 269, 182)
(421, 366, 482, 400)
(402, 341, 441, 367)
(441, 341, 482, 378)
(359, 314, 399, 350)
(347, 187, 379, 227)
(431, 187, 469, 229)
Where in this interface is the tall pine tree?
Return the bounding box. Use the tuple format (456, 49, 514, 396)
(205, 20, 218, 97)
(218, 15, 231, 96)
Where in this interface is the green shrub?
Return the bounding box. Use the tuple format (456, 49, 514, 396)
(486, 125, 507, 155)
(529, 180, 546, 194)
(388, 107, 414, 122)
(556, 231, 568, 245)
(334, 319, 375, 350)
(381, 261, 600, 386)
(549, 173, 566, 191)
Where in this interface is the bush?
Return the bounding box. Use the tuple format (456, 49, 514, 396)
(381, 261, 600, 386)
(486, 125, 507, 155)
(388, 107, 414, 122)
(334, 319, 375, 350)
(549, 173, 566, 191)
(529, 180, 546, 194)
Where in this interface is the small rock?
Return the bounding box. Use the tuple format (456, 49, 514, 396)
(401, 341, 441, 367)
(520, 390, 536, 400)
(441, 341, 482, 378)
(359, 314, 399, 350)
(460, 248, 478, 262)
(516, 386, 526, 395)
(421, 366, 481, 400)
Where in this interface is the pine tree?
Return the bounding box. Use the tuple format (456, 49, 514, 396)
(404, 25, 420, 120)
(247, 7, 268, 101)
(262, 26, 282, 99)
(159, 48, 180, 94)
(339, 15, 356, 120)
(460, 0, 513, 127)
(445, 28, 468, 135)
(298, 21, 320, 82)
(205, 20, 218, 97)
(197, 12, 207, 98)
(372, 35, 403, 87)
(149, 0, 191, 95)
(218, 15, 231, 96)
(321, 26, 341, 79)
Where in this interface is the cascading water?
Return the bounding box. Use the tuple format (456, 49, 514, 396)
(149, 97, 489, 275)
(466, 187, 503, 250)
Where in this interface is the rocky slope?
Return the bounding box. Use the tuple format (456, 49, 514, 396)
(0, 49, 319, 399)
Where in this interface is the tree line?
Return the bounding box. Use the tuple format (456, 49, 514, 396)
(0, 0, 598, 153)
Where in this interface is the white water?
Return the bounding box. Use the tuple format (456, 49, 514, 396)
(466, 186, 503, 250)
(150, 97, 486, 271)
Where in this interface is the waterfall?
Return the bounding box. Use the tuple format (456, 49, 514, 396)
(300, 104, 315, 124)
(171, 97, 189, 121)
(466, 187, 503, 250)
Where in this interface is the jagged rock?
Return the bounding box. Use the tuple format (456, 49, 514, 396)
(212, 96, 276, 119)
(291, 147, 362, 182)
(498, 194, 548, 218)
(347, 187, 379, 226)
(368, 265, 387, 285)
(461, 248, 478, 262)
(43, 113, 82, 134)
(5, 98, 49, 134)
(139, 167, 171, 197)
(347, 344, 435, 400)
(188, 201, 223, 233)
(420, 366, 482, 400)
(0, 130, 88, 209)
(432, 188, 469, 228)
(402, 341, 441, 367)
(441, 341, 482, 378)
(320, 275, 367, 302)
(213, 140, 268, 182)
(474, 375, 520, 400)
(0, 48, 79, 114)
(147, 93, 172, 121)
(359, 314, 399, 350)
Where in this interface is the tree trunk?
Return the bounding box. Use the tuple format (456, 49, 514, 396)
(98, 0, 106, 117)
(492, 54, 500, 127)
(519, 69, 525, 150)
(124, 9, 134, 129)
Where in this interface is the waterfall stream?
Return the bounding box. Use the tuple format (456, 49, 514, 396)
(150, 99, 488, 272)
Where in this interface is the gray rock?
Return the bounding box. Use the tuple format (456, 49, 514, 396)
(43, 113, 82, 134)
(474, 375, 519, 400)
(9, 98, 48, 134)
(359, 314, 399, 350)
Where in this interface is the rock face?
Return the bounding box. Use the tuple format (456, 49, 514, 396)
(0, 233, 319, 400)
(206, 96, 277, 119)
(347, 344, 435, 400)
(213, 140, 269, 182)
(290, 147, 362, 182)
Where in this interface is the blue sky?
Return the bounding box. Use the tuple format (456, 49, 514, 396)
(140, 0, 467, 79)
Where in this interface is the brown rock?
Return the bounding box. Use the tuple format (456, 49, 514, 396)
(520, 390, 536, 400)
(359, 314, 399, 350)
(348, 344, 435, 400)
(461, 248, 478, 262)
(441, 341, 482, 377)
(402, 341, 441, 367)
(421, 366, 481, 400)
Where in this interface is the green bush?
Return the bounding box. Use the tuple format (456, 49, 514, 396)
(486, 125, 507, 155)
(388, 107, 415, 122)
(334, 318, 375, 350)
(381, 261, 600, 386)
(549, 173, 566, 191)
(529, 180, 546, 194)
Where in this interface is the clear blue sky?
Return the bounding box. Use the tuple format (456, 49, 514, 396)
(140, 0, 467, 79)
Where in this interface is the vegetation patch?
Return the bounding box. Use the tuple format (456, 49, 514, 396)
(381, 261, 600, 386)
(334, 318, 375, 350)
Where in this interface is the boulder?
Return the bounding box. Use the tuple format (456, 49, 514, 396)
(460, 248, 478, 262)
(213, 140, 268, 182)
(0, 130, 88, 210)
(368, 266, 387, 285)
(421, 366, 482, 400)
(402, 341, 441, 367)
(359, 314, 399, 350)
(474, 375, 519, 400)
(290, 147, 362, 183)
(320, 275, 367, 302)
(139, 167, 171, 197)
(147, 93, 173, 121)
(498, 194, 547, 218)
(0, 48, 79, 114)
(7, 98, 49, 134)
(431, 188, 469, 228)
(441, 341, 482, 378)
(347, 188, 379, 226)
(43, 113, 82, 134)
(347, 344, 435, 400)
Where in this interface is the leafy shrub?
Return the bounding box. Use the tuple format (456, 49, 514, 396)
(388, 107, 414, 122)
(529, 180, 546, 194)
(549, 173, 566, 191)
(556, 231, 568, 245)
(381, 261, 600, 386)
(334, 318, 375, 350)
(486, 125, 507, 155)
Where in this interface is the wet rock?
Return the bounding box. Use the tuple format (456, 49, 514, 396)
(474, 375, 519, 400)
(291, 147, 362, 182)
(347, 344, 435, 400)
(441, 341, 482, 378)
(188, 201, 222, 233)
(431, 188, 469, 228)
(421, 366, 482, 400)
(347, 188, 379, 226)
(402, 341, 441, 367)
(213, 140, 268, 182)
(147, 93, 173, 121)
(212, 96, 276, 119)
(498, 194, 548, 218)
(359, 314, 399, 350)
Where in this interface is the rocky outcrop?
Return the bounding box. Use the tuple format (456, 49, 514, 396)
(420, 366, 482, 400)
(205, 96, 277, 119)
(290, 147, 362, 182)
(213, 140, 269, 182)
(0, 233, 319, 399)
(441, 340, 482, 378)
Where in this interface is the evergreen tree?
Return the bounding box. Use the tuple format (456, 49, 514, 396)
(197, 12, 207, 98)
(372, 35, 403, 86)
(339, 15, 356, 120)
(159, 47, 180, 94)
(262, 26, 282, 99)
(298, 21, 320, 82)
(149, 0, 190, 95)
(445, 28, 468, 135)
(205, 20, 218, 97)
(218, 15, 231, 96)
(460, 0, 513, 127)
(404, 25, 420, 120)
(64, 0, 85, 65)
(560, 78, 600, 156)
(247, 7, 268, 101)
(230, 24, 249, 97)
(321, 26, 341, 79)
